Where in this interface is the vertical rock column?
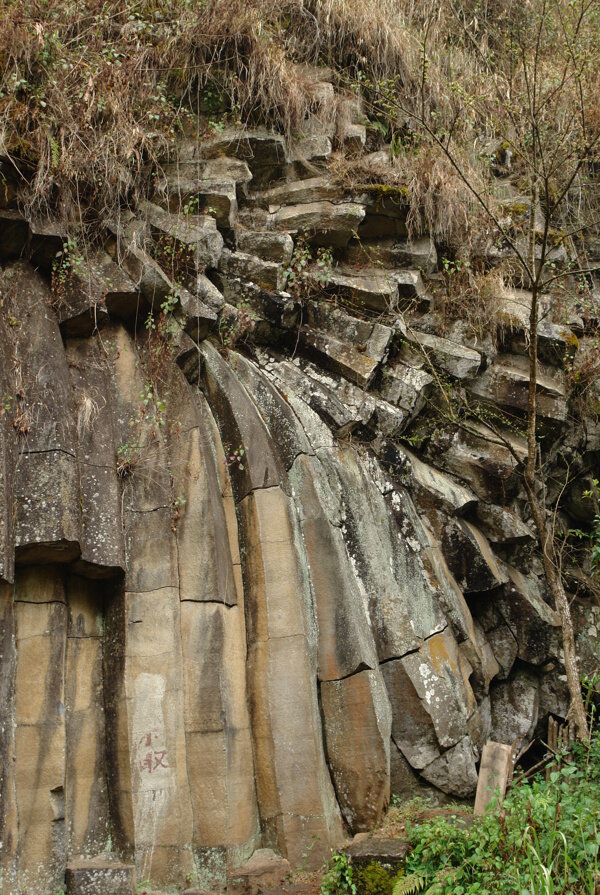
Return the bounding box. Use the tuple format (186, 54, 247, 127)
(65, 336, 126, 577)
(4, 263, 81, 563)
(288, 450, 392, 833)
(0, 305, 16, 584)
(320, 670, 392, 833)
(200, 343, 344, 867)
(11, 567, 68, 893)
(103, 323, 194, 885)
(0, 580, 17, 890)
(164, 360, 260, 883)
(65, 575, 111, 857)
(0, 291, 17, 889)
(229, 355, 393, 835)
(338, 456, 482, 798)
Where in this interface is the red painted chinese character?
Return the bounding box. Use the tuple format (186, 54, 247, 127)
(139, 752, 153, 774)
(153, 750, 168, 770)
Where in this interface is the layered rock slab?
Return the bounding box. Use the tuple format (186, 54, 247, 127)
(321, 670, 392, 832)
(4, 263, 82, 563)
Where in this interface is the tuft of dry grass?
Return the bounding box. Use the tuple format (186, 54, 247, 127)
(434, 266, 505, 340)
(0, 0, 421, 223)
(0, 0, 598, 256)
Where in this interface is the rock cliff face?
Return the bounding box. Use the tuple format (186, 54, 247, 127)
(0, 99, 599, 894)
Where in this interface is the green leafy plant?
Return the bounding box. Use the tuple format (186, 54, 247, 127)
(282, 238, 334, 302)
(116, 383, 167, 478)
(392, 875, 426, 895)
(208, 115, 226, 135)
(395, 733, 600, 895)
(182, 196, 199, 217)
(440, 256, 471, 301)
(153, 233, 195, 285)
(320, 852, 356, 895)
(50, 238, 83, 305)
(145, 288, 182, 381)
(225, 444, 246, 471)
(568, 481, 600, 574)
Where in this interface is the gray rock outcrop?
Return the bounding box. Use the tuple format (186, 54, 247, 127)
(0, 118, 597, 895)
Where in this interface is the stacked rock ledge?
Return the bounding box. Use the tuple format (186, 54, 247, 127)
(0, 94, 597, 895)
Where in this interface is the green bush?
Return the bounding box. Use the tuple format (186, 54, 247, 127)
(321, 853, 357, 895)
(396, 734, 600, 895)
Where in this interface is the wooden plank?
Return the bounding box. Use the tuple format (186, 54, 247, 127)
(474, 741, 513, 816)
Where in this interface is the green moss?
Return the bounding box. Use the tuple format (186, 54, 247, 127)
(565, 331, 579, 349)
(355, 183, 409, 199)
(505, 200, 529, 216)
(354, 861, 404, 895)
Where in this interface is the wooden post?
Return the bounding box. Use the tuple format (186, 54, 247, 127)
(474, 741, 514, 817)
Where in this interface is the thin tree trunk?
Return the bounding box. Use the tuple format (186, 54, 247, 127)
(522, 478, 589, 739)
(524, 182, 588, 740)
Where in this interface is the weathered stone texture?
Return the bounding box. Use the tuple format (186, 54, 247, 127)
(12, 567, 68, 894)
(4, 264, 82, 563)
(0, 310, 16, 583)
(289, 452, 378, 681)
(321, 670, 392, 832)
(421, 737, 479, 798)
(65, 859, 135, 895)
(65, 576, 111, 856)
(0, 114, 596, 895)
(66, 337, 125, 575)
(238, 486, 344, 865)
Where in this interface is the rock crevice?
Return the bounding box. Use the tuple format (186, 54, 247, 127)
(0, 116, 597, 894)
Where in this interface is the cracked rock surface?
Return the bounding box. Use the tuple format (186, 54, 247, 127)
(0, 115, 598, 894)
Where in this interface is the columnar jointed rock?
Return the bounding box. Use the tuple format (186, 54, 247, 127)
(5, 263, 82, 564)
(0, 114, 596, 895)
(0, 311, 16, 583)
(321, 670, 392, 831)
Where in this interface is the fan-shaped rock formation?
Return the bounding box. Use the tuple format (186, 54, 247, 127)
(0, 106, 598, 894)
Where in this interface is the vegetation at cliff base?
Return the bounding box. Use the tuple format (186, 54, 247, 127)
(398, 736, 600, 895)
(320, 734, 600, 895)
(397, 740, 600, 894)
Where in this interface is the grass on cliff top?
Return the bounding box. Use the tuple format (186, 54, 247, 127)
(2, 0, 593, 221)
(1, 0, 599, 253)
(0, 0, 421, 220)
(395, 733, 600, 895)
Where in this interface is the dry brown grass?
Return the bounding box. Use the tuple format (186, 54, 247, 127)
(0, 0, 421, 222)
(434, 266, 505, 340)
(0, 0, 598, 251)
(0, 0, 512, 221)
(403, 148, 485, 249)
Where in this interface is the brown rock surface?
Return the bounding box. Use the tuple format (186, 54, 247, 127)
(0, 307, 16, 582)
(321, 670, 392, 832)
(0, 112, 595, 895)
(12, 567, 68, 893)
(239, 486, 344, 865)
